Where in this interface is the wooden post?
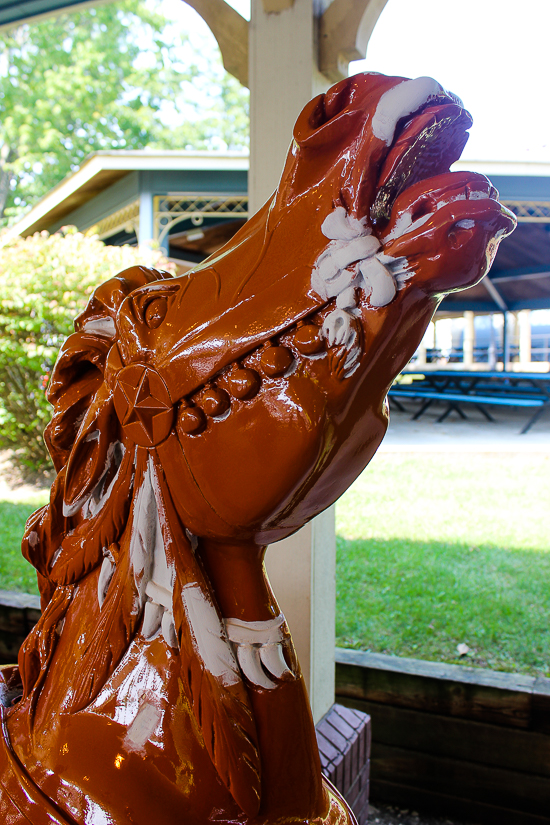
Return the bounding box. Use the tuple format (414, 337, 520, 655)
(246, 0, 387, 723)
(248, 0, 329, 214)
(248, 0, 334, 722)
(138, 189, 154, 249)
(488, 314, 497, 369)
(463, 310, 475, 367)
(518, 309, 532, 367)
(416, 342, 427, 367)
(502, 311, 509, 371)
(265, 508, 335, 724)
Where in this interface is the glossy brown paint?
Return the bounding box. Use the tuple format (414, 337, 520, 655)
(0, 72, 515, 824)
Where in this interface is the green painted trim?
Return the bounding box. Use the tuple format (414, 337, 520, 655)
(0, 0, 97, 28)
(49, 173, 140, 234)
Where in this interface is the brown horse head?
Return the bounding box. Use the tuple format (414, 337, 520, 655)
(11, 72, 514, 825)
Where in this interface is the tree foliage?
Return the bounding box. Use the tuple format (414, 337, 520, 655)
(0, 0, 249, 222)
(0, 228, 173, 472)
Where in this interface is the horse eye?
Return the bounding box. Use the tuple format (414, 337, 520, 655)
(144, 296, 167, 329)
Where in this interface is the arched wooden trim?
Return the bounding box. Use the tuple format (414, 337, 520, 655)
(319, 0, 388, 83)
(184, 0, 249, 87)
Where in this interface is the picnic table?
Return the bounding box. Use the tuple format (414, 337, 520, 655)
(388, 370, 550, 433)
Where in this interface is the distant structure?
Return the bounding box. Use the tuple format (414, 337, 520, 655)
(418, 160, 550, 371)
(6, 153, 550, 370)
(2, 151, 249, 272)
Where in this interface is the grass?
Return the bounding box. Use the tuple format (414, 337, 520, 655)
(0, 492, 47, 594)
(1, 452, 549, 678)
(336, 452, 550, 677)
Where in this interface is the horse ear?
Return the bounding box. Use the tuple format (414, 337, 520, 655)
(63, 382, 118, 516)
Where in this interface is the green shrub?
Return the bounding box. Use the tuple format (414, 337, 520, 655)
(0, 228, 171, 474)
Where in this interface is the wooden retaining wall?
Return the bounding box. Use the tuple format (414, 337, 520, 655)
(0, 589, 41, 664)
(2, 594, 550, 823)
(335, 648, 550, 825)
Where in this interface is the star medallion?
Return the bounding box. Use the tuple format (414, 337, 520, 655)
(113, 364, 174, 447)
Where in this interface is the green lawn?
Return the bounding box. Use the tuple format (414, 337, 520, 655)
(336, 452, 550, 677)
(0, 492, 47, 594)
(1, 452, 549, 677)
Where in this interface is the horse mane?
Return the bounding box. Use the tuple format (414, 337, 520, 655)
(18, 267, 166, 703)
(18, 265, 262, 815)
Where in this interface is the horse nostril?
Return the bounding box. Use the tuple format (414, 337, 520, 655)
(411, 196, 433, 223)
(448, 219, 475, 250)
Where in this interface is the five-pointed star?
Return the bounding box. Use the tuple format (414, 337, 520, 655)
(118, 369, 171, 444)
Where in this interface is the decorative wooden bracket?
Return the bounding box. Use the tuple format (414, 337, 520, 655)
(185, 0, 249, 87)
(319, 0, 388, 83)
(183, 0, 388, 88)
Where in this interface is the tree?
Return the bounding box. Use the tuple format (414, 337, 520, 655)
(0, 1, 249, 223)
(0, 227, 174, 472)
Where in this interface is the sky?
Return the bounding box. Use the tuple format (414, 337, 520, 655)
(159, 0, 550, 164)
(351, 0, 550, 164)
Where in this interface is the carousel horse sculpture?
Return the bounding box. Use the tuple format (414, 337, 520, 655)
(0, 72, 515, 824)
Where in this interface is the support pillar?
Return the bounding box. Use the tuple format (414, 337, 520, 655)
(246, 0, 386, 723)
(488, 314, 497, 369)
(502, 311, 509, 371)
(138, 184, 154, 251)
(416, 342, 427, 367)
(463, 311, 475, 367)
(248, 0, 333, 721)
(265, 508, 335, 723)
(518, 309, 532, 367)
(248, 0, 329, 214)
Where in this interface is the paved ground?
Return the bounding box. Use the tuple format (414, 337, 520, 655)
(381, 399, 550, 453)
(0, 449, 53, 496)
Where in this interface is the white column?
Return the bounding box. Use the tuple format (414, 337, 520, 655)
(265, 507, 335, 723)
(518, 309, 532, 367)
(248, 0, 334, 722)
(488, 314, 497, 369)
(463, 311, 475, 367)
(416, 342, 427, 367)
(248, 0, 328, 214)
(138, 188, 154, 249)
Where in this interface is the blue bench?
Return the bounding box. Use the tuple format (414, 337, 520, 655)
(388, 387, 546, 433)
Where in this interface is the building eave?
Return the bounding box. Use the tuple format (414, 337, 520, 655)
(2, 150, 249, 244)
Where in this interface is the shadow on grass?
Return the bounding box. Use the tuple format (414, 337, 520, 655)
(0, 499, 43, 594)
(336, 534, 550, 677)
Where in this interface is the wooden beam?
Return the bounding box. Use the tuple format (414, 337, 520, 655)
(184, 0, 249, 87)
(491, 267, 550, 283)
(335, 650, 550, 823)
(0, 0, 107, 31)
(262, 0, 294, 11)
(344, 700, 550, 778)
(319, 0, 388, 83)
(483, 276, 509, 311)
(372, 742, 550, 818)
(335, 648, 550, 731)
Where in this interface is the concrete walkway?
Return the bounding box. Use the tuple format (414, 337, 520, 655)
(381, 401, 550, 454)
